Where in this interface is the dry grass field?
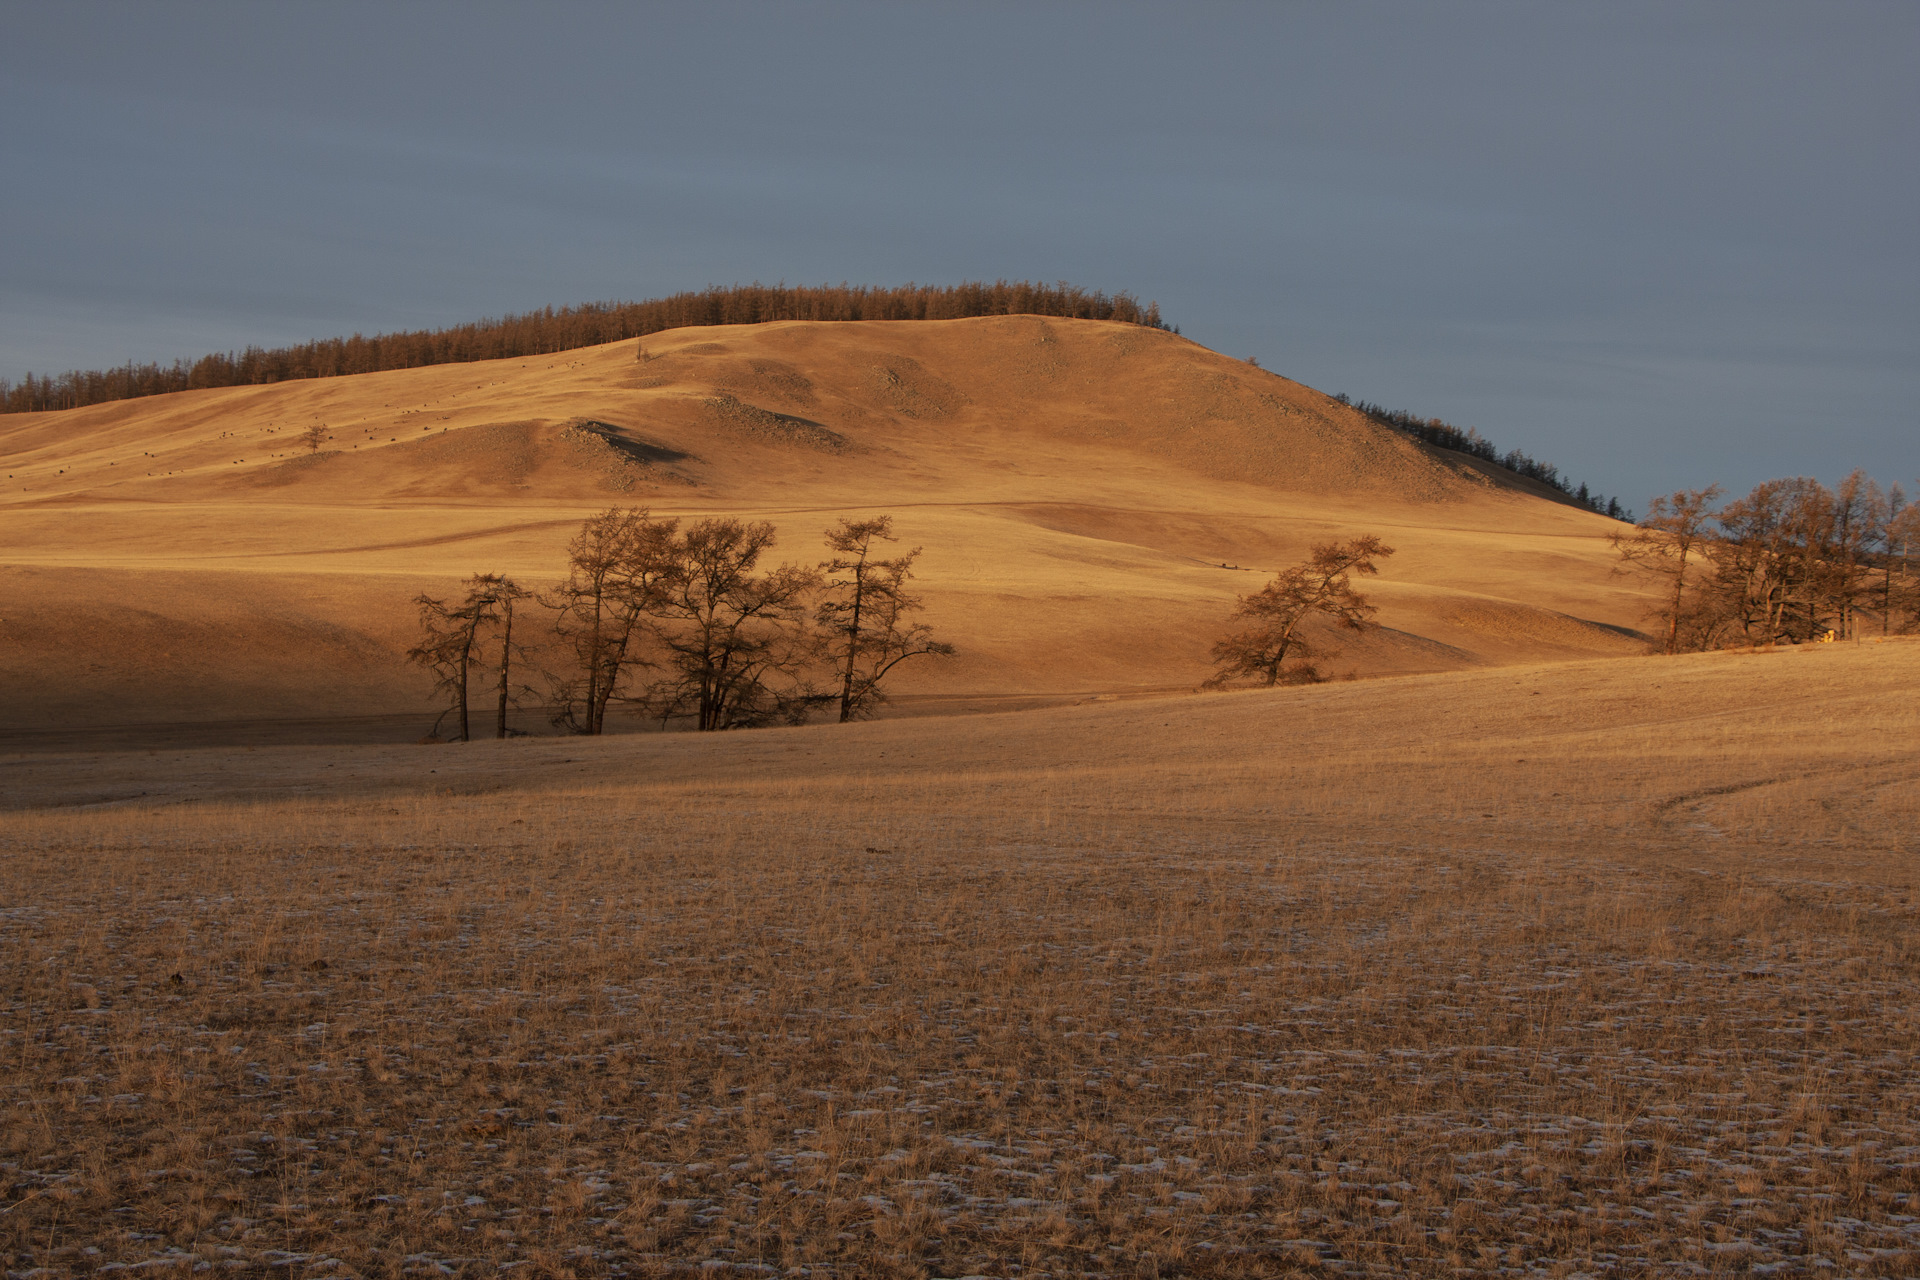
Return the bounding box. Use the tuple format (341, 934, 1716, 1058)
(4, 640, 1917, 1276)
(4, 317, 1913, 1273)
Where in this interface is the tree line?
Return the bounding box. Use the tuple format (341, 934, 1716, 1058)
(409, 512, 952, 739)
(1334, 394, 1629, 520)
(406, 474, 1920, 740)
(0, 281, 1169, 415)
(419, 513, 1411, 735)
(1613, 470, 1920, 652)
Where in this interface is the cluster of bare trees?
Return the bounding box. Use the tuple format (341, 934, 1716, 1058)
(1612, 470, 1920, 652)
(412, 470, 1914, 733)
(1207, 536, 1396, 686)
(409, 512, 952, 739)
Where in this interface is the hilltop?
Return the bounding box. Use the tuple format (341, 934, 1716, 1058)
(0, 316, 1648, 741)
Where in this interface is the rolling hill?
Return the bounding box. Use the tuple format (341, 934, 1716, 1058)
(0, 316, 1651, 742)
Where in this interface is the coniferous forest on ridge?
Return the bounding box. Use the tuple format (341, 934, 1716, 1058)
(0, 282, 1166, 414)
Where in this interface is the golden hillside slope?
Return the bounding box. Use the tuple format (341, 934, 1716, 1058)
(0, 317, 1650, 740)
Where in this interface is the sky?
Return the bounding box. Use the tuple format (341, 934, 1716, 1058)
(2, 2, 1915, 507)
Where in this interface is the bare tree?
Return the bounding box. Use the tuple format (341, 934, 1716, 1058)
(1780, 479, 1840, 642)
(407, 578, 499, 741)
(1610, 486, 1723, 654)
(466, 573, 532, 738)
(1207, 536, 1395, 687)
(301, 423, 328, 453)
(544, 508, 680, 735)
(1712, 481, 1799, 646)
(818, 516, 954, 722)
(1885, 488, 1919, 634)
(650, 518, 823, 730)
(1830, 469, 1884, 639)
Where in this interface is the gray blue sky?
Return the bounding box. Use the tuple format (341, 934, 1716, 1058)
(3, 2, 1914, 506)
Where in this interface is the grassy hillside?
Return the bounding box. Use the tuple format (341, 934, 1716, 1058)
(0, 316, 1650, 741)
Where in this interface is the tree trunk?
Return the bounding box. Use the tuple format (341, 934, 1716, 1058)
(495, 597, 514, 739)
(456, 632, 472, 743)
(1885, 557, 1895, 636)
(700, 660, 721, 731)
(838, 559, 867, 723)
(1264, 622, 1300, 684)
(584, 584, 606, 735)
(1665, 566, 1684, 654)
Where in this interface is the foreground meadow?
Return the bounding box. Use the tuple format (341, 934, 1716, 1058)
(3, 642, 1917, 1277)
